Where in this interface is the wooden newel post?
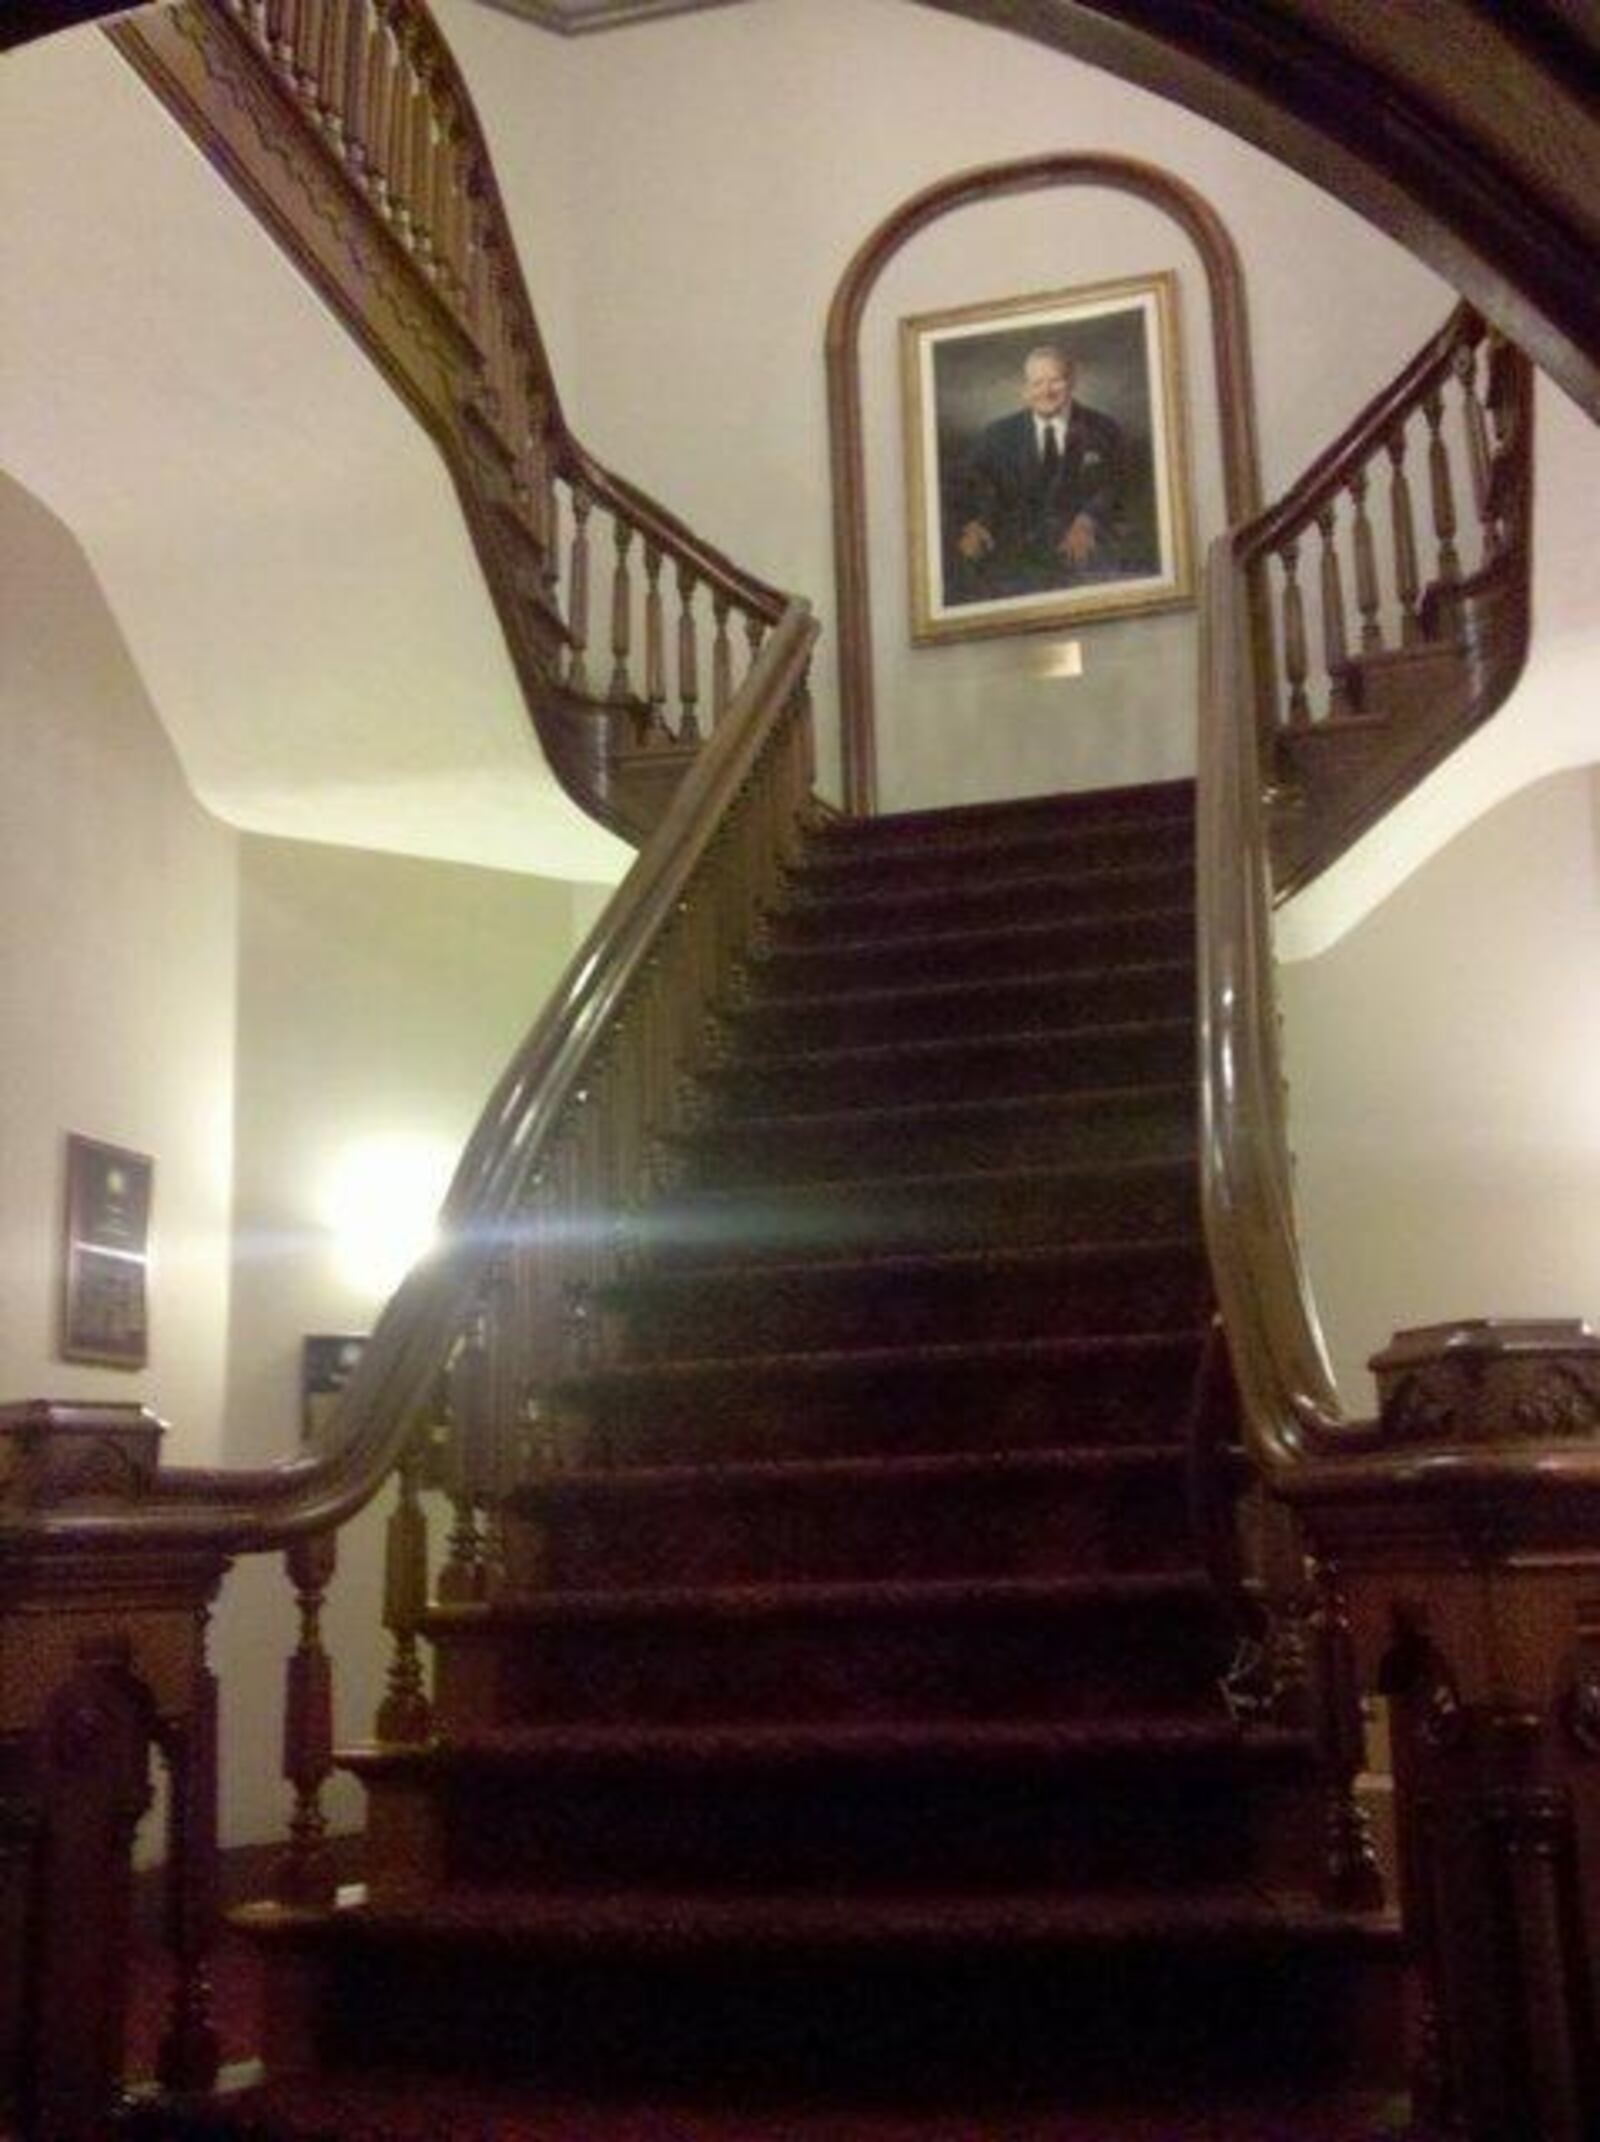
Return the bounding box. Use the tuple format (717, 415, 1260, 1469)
(1298, 1320, 1600, 2142)
(276, 1529, 339, 1909)
(158, 1632, 222, 2095)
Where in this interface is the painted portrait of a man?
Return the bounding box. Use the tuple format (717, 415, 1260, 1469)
(902, 274, 1193, 643)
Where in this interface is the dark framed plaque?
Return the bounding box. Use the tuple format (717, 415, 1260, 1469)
(60, 1134, 153, 1368)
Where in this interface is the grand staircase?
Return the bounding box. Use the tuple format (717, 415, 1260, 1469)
(173, 779, 1400, 2134)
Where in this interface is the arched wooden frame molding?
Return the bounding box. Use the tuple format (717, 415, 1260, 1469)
(826, 155, 1261, 818)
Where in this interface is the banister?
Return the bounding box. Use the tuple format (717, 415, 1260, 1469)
(109, 0, 794, 844)
(1237, 301, 1481, 564)
(3, 599, 816, 1557)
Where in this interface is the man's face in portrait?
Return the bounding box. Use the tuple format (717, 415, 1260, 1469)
(1022, 350, 1073, 419)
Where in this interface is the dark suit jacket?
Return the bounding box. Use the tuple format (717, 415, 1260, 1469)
(950, 400, 1125, 595)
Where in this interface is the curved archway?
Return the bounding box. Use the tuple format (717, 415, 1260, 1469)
(825, 154, 1258, 816)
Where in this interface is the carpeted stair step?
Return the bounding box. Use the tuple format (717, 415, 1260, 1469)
(552, 1327, 1204, 1467)
(229, 1883, 1401, 2104)
(747, 903, 1196, 996)
(767, 857, 1196, 948)
(804, 778, 1196, 861)
(725, 955, 1195, 1054)
(674, 1083, 1194, 1188)
(698, 1016, 1194, 1112)
(602, 1239, 1205, 1361)
(787, 809, 1195, 899)
(640, 1152, 1198, 1268)
(425, 1570, 1228, 1730)
(504, 1443, 1196, 1589)
(344, 1717, 1316, 1897)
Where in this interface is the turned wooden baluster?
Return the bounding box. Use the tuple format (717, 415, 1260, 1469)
(676, 562, 702, 745)
(364, 3, 395, 211)
(744, 611, 766, 686)
(406, 43, 436, 268)
(1386, 425, 1423, 647)
(275, 1530, 339, 1908)
(376, 1435, 434, 1744)
(609, 519, 636, 710)
(313, 0, 348, 153)
(1347, 468, 1382, 654)
(158, 1634, 221, 2095)
(711, 592, 734, 728)
(438, 1308, 493, 1604)
(566, 487, 593, 696)
(291, 0, 323, 113)
(385, 12, 414, 240)
(1316, 502, 1352, 716)
(644, 542, 669, 739)
(342, 0, 372, 182)
(1277, 539, 1311, 727)
(1456, 338, 1494, 566)
(1423, 385, 1461, 585)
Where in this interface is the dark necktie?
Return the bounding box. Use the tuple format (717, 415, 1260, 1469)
(1040, 423, 1061, 482)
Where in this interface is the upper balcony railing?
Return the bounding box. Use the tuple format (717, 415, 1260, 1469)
(112, 0, 788, 844)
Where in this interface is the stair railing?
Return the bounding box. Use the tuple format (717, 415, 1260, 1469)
(1244, 302, 1533, 893)
(1, 599, 817, 2136)
(1201, 313, 1600, 2138)
(111, 0, 787, 841)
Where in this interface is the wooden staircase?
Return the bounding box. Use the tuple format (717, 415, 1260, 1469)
(177, 780, 1400, 2130)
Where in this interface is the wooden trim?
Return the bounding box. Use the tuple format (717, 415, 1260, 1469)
(825, 154, 1258, 819)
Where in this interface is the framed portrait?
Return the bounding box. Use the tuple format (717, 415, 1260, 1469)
(901, 270, 1195, 644)
(60, 1134, 153, 1368)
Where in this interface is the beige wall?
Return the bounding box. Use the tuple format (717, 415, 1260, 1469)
(436, 0, 1451, 811)
(0, 470, 238, 1462)
(1282, 766, 1600, 1411)
(216, 834, 596, 1841)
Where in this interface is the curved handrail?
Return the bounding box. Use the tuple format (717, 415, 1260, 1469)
(1242, 301, 1480, 563)
(1200, 302, 1581, 1507)
(4, 601, 817, 1551)
(1198, 527, 1363, 1474)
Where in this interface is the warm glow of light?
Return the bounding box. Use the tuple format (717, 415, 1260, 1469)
(321, 1132, 455, 1300)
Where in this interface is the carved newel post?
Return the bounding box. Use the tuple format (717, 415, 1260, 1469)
(1298, 1321, 1600, 2142)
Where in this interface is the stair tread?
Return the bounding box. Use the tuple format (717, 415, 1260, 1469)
(710, 1016, 1193, 1078)
(428, 1568, 1213, 1629)
(782, 857, 1192, 913)
(811, 779, 1195, 848)
(668, 1147, 1196, 1209)
(251, 1882, 1396, 1954)
(613, 1235, 1200, 1298)
(684, 1079, 1194, 1139)
(343, 1715, 1306, 1772)
(734, 955, 1194, 1021)
(563, 1325, 1202, 1387)
(754, 902, 1194, 966)
(519, 1441, 1190, 1501)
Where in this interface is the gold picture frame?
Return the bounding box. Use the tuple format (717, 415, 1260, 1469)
(901, 270, 1195, 644)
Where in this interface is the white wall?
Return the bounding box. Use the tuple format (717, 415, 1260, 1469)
(0, 470, 238, 1462)
(215, 832, 597, 1842)
(1282, 765, 1600, 1412)
(436, 0, 1452, 809)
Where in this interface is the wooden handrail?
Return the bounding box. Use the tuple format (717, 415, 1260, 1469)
(1240, 301, 1480, 564)
(1228, 298, 1533, 892)
(3, 600, 816, 1557)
